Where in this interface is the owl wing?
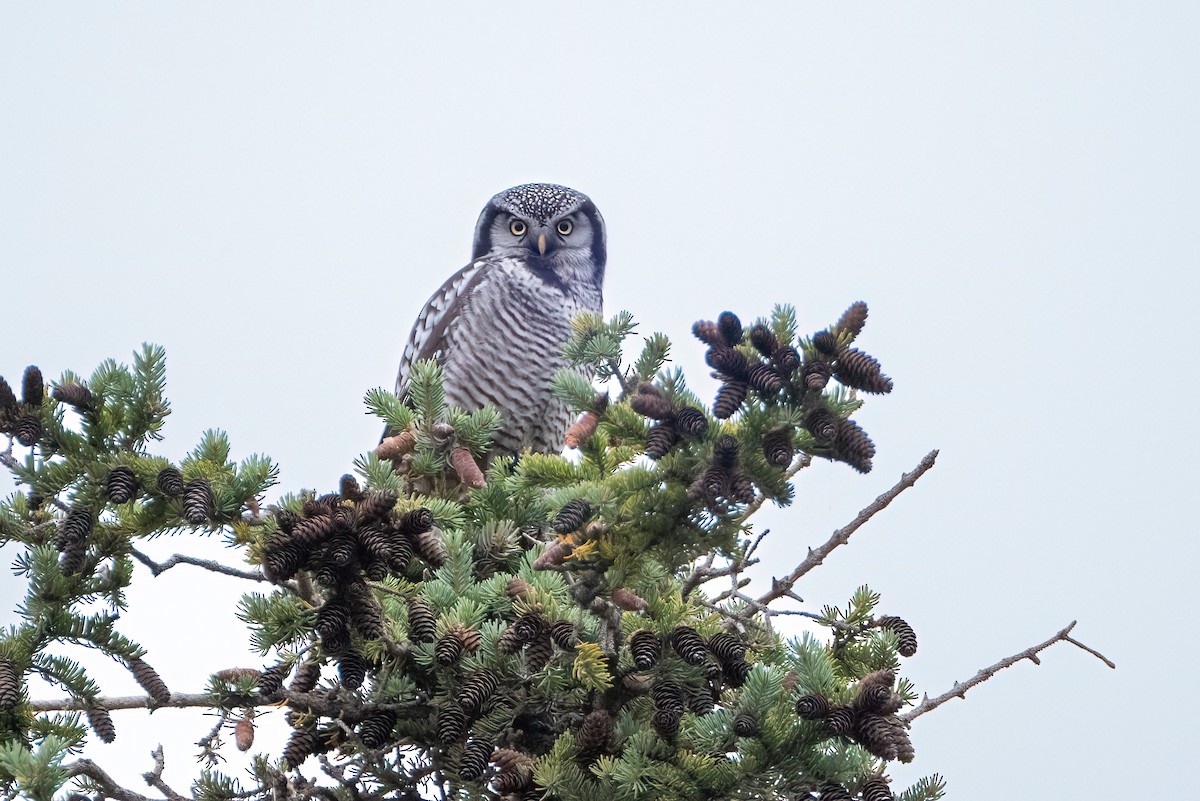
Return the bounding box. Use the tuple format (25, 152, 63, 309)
(393, 258, 492, 400)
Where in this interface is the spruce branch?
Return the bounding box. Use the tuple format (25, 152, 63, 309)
(31, 689, 433, 721)
(901, 620, 1115, 722)
(757, 450, 939, 608)
(68, 758, 156, 801)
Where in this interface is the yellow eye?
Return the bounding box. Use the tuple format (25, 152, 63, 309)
(557, 219, 574, 235)
(509, 219, 527, 236)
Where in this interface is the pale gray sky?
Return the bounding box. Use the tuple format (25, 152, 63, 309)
(2, 3, 1197, 799)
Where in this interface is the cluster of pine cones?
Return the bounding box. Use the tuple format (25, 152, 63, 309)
(627, 625, 753, 740)
(0, 367, 46, 446)
(258, 477, 442, 689)
(690, 304, 892, 473)
(796, 666, 915, 764)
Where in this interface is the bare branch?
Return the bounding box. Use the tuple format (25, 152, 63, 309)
(142, 746, 187, 801)
(901, 620, 1115, 722)
(68, 758, 154, 801)
(31, 688, 434, 721)
(757, 450, 938, 608)
(129, 547, 265, 582)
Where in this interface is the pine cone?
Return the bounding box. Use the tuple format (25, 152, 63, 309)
(692, 319, 724, 348)
(234, 715, 255, 751)
(549, 620, 579, 650)
(878, 615, 918, 657)
(611, 587, 648, 611)
(823, 706, 855, 737)
(707, 632, 747, 667)
(498, 614, 544, 654)
(729, 475, 756, 505)
(802, 358, 833, 390)
(21, 366, 43, 407)
(14, 414, 41, 446)
(258, 661, 292, 696)
(748, 324, 779, 357)
(651, 707, 681, 740)
(289, 659, 321, 693)
(712, 380, 748, 419)
(457, 670, 499, 716)
(630, 629, 661, 669)
(629, 383, 674, 420)
(746, 362, 785, 394)
(564, 410, 601, 448)
(0, 377, 16, 411)
(435, 631, 466, 666)
(795, 693, 831, 720)
(87, 704, 116, 743)
(105, 467, 139, 504)
(818, 784, 853, 801)
(706, 346, 750, 380)
(672, 628, 705, 666)
(835, 419, 876, 473)
(651, 678, 686, 713)
(723, 659, 751, 688)
(182, 479, 216, 522)
(407, 599, 436, 642)
(717, 311, 744, 346)
(282, 726, 322, 768)
(356, 489, 399, 523)
(761, 427, 794, 468)
(399, 507, 435, 535)
(156, 467, 185, 496)
(53, 381, 95, 411)
(672, 406, 708, 437)
(733, 712, 759, 737)
(524, 631, 554, 672)
(835, 301, 869, 338)
(552, 498, 592, 533)
(128, 657, 171, 704)
(859, 776, 892, 801)
(773, 345, 801, 374)
(643, 422, 680, 460)
(811, 330, 839, 356)
(834, 348, 893, 394)
(437, 704, 468, 744)
(0, 659, 20, 708)
(58, 509, 93, 549)
(459, 737, 493, 781)
(449, 446, 486, 488)
(358, 709, 397, 749)
(804, 407, 839, 444)
(338, 651, 367, 689)
(578, 708, 614, 752)
(316, 596, 351, 640)
(415, 528, 448, 567)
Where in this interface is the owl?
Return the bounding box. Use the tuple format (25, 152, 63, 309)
(391, 183, 606, 456)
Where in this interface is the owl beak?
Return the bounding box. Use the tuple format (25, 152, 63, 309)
(537, 232, 548, 256)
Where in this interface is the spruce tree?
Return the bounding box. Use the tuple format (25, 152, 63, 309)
(0, 304, 1111, 801)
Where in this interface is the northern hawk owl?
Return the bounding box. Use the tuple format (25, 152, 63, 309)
(391, 184, 606, 455)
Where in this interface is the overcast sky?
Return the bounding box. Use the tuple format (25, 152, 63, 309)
(2, 3, 1197, 799)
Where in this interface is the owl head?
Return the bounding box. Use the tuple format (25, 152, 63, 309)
(472, 183, 606, 287)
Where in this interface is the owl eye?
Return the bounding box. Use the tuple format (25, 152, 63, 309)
(509, 219, 527, 236)
(556, 219, 574, 236)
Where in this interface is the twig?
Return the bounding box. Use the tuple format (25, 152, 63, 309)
(129, 547, 265, 582)
(142, 746, 187, 801)
(68, 759, 154, 801)
(757, 450, 938, 608)
(0, 439, 19, 472)
(901, 620, 1115, 722)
